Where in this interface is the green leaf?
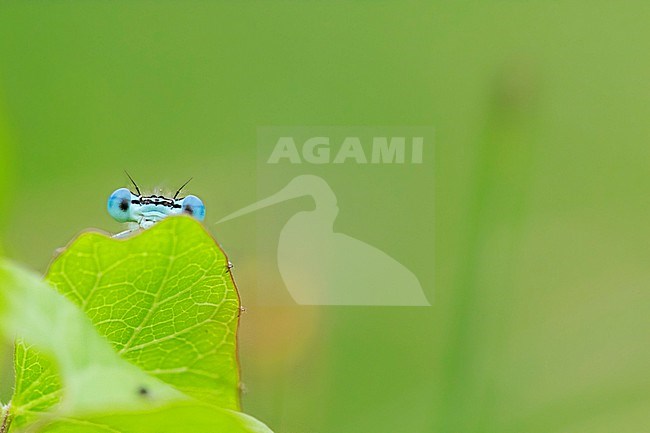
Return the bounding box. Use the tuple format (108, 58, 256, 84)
(45, 216, 241, 410)
(10, 341, 62, 428)
(0, 221, 273, 432)
(33, 402, 273, 433)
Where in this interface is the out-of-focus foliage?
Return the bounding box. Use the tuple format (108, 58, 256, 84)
(0, 2, 648, 432)
(35, 403, 274, 433)
(0, 99, 11, 243)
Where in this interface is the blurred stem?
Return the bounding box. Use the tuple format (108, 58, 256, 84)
(438, 61, 538, 432)
(0, 96, 14, 250)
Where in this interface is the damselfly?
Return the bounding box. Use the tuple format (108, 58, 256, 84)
(108, 173, 205, 237)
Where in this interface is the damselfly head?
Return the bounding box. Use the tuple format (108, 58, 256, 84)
(107, 175, 205, 228)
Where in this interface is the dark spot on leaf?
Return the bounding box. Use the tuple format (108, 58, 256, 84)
(137, 386, 149, 397)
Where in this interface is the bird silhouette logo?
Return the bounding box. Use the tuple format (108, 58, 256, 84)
(217, 175, 430, 306)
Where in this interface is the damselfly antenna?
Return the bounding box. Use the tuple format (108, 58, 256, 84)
(173, 177, 193, 200)
(125, 171, 142, 196)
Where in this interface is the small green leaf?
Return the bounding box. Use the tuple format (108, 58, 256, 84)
(11, 341, 62, 428)
(33, 402, 273, 433)
(46, 216, 241, 409)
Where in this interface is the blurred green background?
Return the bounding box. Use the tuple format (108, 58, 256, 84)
(1, 1, 649, 432)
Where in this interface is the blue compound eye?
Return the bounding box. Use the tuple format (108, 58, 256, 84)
(108, 188, 135, 223)
(180, 195, 205, 221)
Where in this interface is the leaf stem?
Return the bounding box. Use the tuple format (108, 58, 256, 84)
(0, 403, 13, 433)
